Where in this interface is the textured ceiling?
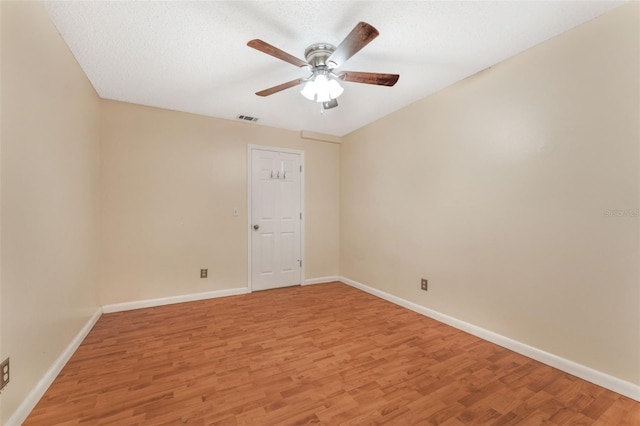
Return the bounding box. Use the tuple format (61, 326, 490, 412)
(44, 1, 624, 137)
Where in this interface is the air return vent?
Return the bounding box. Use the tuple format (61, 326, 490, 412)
(236, 115, 259, 122)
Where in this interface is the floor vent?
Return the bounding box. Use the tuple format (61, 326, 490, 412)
(237, 115, 259, 122)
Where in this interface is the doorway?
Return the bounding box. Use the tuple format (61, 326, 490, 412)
(248, 146, 304, 291)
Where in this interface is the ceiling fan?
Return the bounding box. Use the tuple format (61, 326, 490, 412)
(247, 22, 399, 110)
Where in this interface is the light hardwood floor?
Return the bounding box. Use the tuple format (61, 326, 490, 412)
(25, 282, 639, 425)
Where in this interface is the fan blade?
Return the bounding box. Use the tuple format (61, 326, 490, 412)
(339, 71, 399, 86)
(327, 22, 379, 68)
(247, 39, 309, 68)
(256, 78, 305, 97)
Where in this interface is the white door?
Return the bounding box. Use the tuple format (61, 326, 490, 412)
(250, 147, 302, 291)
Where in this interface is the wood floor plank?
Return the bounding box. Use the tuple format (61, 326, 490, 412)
(24, 282, 639, 425)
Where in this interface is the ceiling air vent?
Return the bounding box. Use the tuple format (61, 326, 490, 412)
(236, 115, 259, 122)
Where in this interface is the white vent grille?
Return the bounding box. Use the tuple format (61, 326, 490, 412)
(236, 115, 259, 122)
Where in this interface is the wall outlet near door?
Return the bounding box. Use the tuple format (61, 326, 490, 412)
(421, 278, 428, 291)
(0, 357, 9, 392)
(200, 269, 208, 278)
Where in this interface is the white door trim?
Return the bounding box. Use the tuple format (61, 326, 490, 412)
(247, 145, 305, 292)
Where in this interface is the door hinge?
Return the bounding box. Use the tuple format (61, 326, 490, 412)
(298, 259, 302, 267)
(300, 165, 302, 172)
(300, 212, 302, 220)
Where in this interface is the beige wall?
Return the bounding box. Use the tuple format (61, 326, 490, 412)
(0, 1, 101, 423)
(341, 3, 639, 385)
(100, 101, 340, 305)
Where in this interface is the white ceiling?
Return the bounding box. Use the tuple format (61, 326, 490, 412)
(44, 1, 624, 137)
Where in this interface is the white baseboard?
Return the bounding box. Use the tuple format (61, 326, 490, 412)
(303, 276, 340, 286)
(6, 308, 103, 426)
(339, 276, 640, 402)
(102, 287, 249, 314)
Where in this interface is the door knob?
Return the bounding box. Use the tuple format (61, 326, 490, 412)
(253, 224, 259, 230)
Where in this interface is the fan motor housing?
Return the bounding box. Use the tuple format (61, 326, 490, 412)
(304, 43, 336, 68)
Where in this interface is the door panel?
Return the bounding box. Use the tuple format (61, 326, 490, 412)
(251, 148, 302, 291)
(258, 233, 275, 275)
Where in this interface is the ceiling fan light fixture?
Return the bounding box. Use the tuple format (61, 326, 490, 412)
(327, 79, 344, 98)
(300, 73, 344, 103)
(300, 80, 317, 101)
(315, 75, 332, 102)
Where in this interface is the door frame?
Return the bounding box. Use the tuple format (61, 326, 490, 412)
(247, 144, 305, 292)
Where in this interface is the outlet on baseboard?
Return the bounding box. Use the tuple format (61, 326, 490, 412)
(200, 269, 208, 278)
(421, 278, 428, 291)
(1, 357, 9, 392)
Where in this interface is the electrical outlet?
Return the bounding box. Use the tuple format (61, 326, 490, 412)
(421, 278, 428, 291)
(1, 358, 9, 392)
(200, 269, 208, 278)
